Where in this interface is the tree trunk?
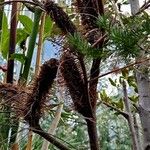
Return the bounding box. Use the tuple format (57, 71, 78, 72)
(129, 0, 150, 149)
(6, 0, 18, 145)
(86, 119, 99, 150)
(136, 71, 150, 149)
(129, 0, 140, 15)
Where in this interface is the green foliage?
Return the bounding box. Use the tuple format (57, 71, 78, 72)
(44, 16, 53, 39)
(141, 13, 150, 34)
(121, 68, 129, 79)
(68, 33, 103, 58)
(0, 14, 30, 59)
(18, 15, 33, 34)
(97, 14, 110, 30)
(98, 107, 132, 150)
(97, 13, 150, 59)
(21, 8, 42, 81)
(0, 13, 9, 58)
(16, 28, 29, 46)
(128, 95, 138, 103)
(100, 90, 111, 103)
(10, 53, 26, 64)
(110, 26, 140, 58)
(112, 98, 124, 110)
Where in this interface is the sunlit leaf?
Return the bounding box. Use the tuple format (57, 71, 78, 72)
(18, 15, 33, 34)
(44, 16, 53, 38)
(16, 28, 29, 46)
(0, 13, 9, 59)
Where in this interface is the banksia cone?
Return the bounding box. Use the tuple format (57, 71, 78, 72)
(24, 58, 59, 127)
(44, 0, 76, 34)
(0, 83, 28, 117)
(75, 0, 98, 31)
(60, 53, 93, 118)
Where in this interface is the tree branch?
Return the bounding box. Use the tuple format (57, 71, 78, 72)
(31, 126, 71, 150)
(90, 57, 150, 82)
(98, 100, 129, 119)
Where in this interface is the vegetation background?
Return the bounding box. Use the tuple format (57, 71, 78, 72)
(0, 0, 149, 150)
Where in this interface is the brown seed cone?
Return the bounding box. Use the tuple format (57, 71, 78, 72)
(44, 0, 76, 34)
(24, 58, 59, 127)
(60, 53, 93, 118)
(0, 83, 28, 117)
(75, 0, 98, 32)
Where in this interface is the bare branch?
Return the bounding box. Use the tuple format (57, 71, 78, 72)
(90, 57, 150, 82)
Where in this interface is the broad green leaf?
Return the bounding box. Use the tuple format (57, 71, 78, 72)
(16, 28, 29, 46)
(1, 38, 9, 59)
(0, 13, 9, 59)
(18, 15, 33, 34)
(10, 53, 26, 64)
(44, 16, 53, 38)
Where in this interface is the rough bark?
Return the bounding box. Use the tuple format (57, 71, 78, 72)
(86, 119, 99, 150)
(6, 0, 18, 145)
(129, 0, 140, 15)
(129, 0, 150, 149)
(136, 71, 150, 149)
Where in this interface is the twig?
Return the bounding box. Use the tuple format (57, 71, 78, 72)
(90, 57, 150, 82)
(91, 33, 107, 48)
(135, 0, 150, 15)
(98, 100, 129, 119)
(0, 0, 44, 9)
(31, 126, 72, 150)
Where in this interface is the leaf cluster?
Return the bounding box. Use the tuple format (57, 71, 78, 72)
(97, 13, 150, 58)
(68, 33, 103, 58)
(67, 12, 150, 59)
(0, 13, 53, 62)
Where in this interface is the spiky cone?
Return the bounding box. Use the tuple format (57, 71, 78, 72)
(74, 0, 98, 32)
(0, 83, 28, 117)
(74, 0, 104, 45)
(60, 52, 93, 118)
(24, 58, 59, 127)
(44, 0, 76, 35)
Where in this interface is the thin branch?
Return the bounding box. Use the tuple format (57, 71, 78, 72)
(91, 33, 107, 48)
(122, 80, 140, 150)
(0, 0, 44, 9)
(98, 100, 129, 119)
(24, 3, 35, 12)
(135, 0, 150, 15)
(90, 57, 150, 82)
(31, 126, 72, 150)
